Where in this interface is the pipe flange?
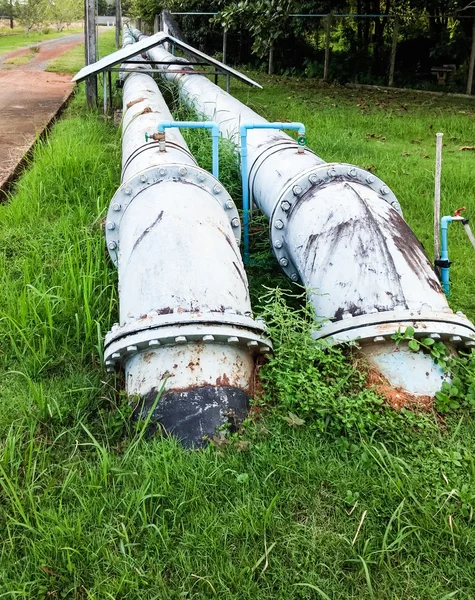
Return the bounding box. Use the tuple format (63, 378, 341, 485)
(312, 308, 475, 349)
(269, 162, 402, 281)
(104, 322, 273, 372)
(106, 164, 241, 266)
(247, 140, 321, 194)
(105, 309, 269, 348)
(121, 139, 196, 180)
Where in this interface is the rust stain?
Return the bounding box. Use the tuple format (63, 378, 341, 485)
(142, 352, 155, 364)
(216, 373, 231, 386)
(387, 209, 443, 293)
(367, 368, 433, 411)
(141, 106, 152, 114)
(131, 210, 164, 253)
(233, 261, 247, 288)
(157, 307, 173, 315)
(126, 97, 145, 108)
(187, 358, 200, 371)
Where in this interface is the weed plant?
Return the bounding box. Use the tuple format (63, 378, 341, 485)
(2, 74, 475, 598)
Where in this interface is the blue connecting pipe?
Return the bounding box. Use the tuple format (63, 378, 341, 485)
(157, 121, 220, 179)
(439, 216, 452, 295)
(240, 122, 306, 265)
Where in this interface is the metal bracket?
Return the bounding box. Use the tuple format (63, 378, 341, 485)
(105, 164, 240, 266)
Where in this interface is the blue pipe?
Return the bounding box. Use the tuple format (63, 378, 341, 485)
(440, 215, 453, 296)
(157, 121, 220, 179)
(239, 122, 306, 265)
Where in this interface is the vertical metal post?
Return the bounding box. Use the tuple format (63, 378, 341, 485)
(434, 132, 443, 263)
(161, 11, 169, 51)
(85, 0, 97, 108)
(226, 73, 230, 93)
(154, 13, 160, 33)
(103, 71, 108, 116)
(108, 70, 113, 109)
(115, 0, 121, 48)
(222, 27, 227, 64)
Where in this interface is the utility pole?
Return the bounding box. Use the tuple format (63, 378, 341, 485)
(9, 0, 13, 28)
(84, 0, 97, 108)
(115, 0, 121, 49)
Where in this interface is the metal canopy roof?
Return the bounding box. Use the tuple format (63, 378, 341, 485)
(72, 32, 262, 88)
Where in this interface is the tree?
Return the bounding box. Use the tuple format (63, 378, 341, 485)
(14, 0, 47, 33)
(217, 0, 294, 73)
(48, 0, 81, 31)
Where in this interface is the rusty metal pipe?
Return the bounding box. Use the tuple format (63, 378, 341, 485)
(132, 29, 475, 397)
(104, 29, 271, 446)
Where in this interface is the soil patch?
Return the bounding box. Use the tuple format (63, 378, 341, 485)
(367, 368, 434, 411)
(0, 70, 74, 193)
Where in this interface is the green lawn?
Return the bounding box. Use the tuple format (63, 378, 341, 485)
(0, 26, 83, 57)
(1, 67, 475, 599)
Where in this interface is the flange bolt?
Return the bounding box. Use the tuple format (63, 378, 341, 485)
(281, 200, 291, 211)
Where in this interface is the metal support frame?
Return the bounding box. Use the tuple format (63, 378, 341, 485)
(239, 122, 306, 264)
(156, 121, 220, 179)
(108, 68, 226, 76)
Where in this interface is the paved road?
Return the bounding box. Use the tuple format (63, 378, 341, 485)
(0, 34, 82, 192)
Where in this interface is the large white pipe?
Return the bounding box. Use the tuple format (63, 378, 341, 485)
(134, 29, 475, 396)
(104, 31, 270, 446)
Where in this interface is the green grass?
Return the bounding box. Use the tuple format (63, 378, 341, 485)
(1, 71, 475, 598)
(0, 26, 83, 57)
(3, 49, 35, 64)
(47, 28, 117, 75)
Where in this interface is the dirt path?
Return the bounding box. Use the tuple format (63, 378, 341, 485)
(0, 34, 83, 192)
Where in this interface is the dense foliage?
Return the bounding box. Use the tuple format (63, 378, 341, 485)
(130, 0, 475, 89)
(0, 0, 82, 32)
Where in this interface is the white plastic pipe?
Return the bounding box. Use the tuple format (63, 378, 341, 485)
(104, 31, 270, 446)
(132, 29, 475, 397)
(434, 132, 443, 263)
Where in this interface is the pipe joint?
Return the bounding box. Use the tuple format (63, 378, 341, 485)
(268, 163, 402, 279)
(106, 164, 241, 266)
(104, 317, 272, 373)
